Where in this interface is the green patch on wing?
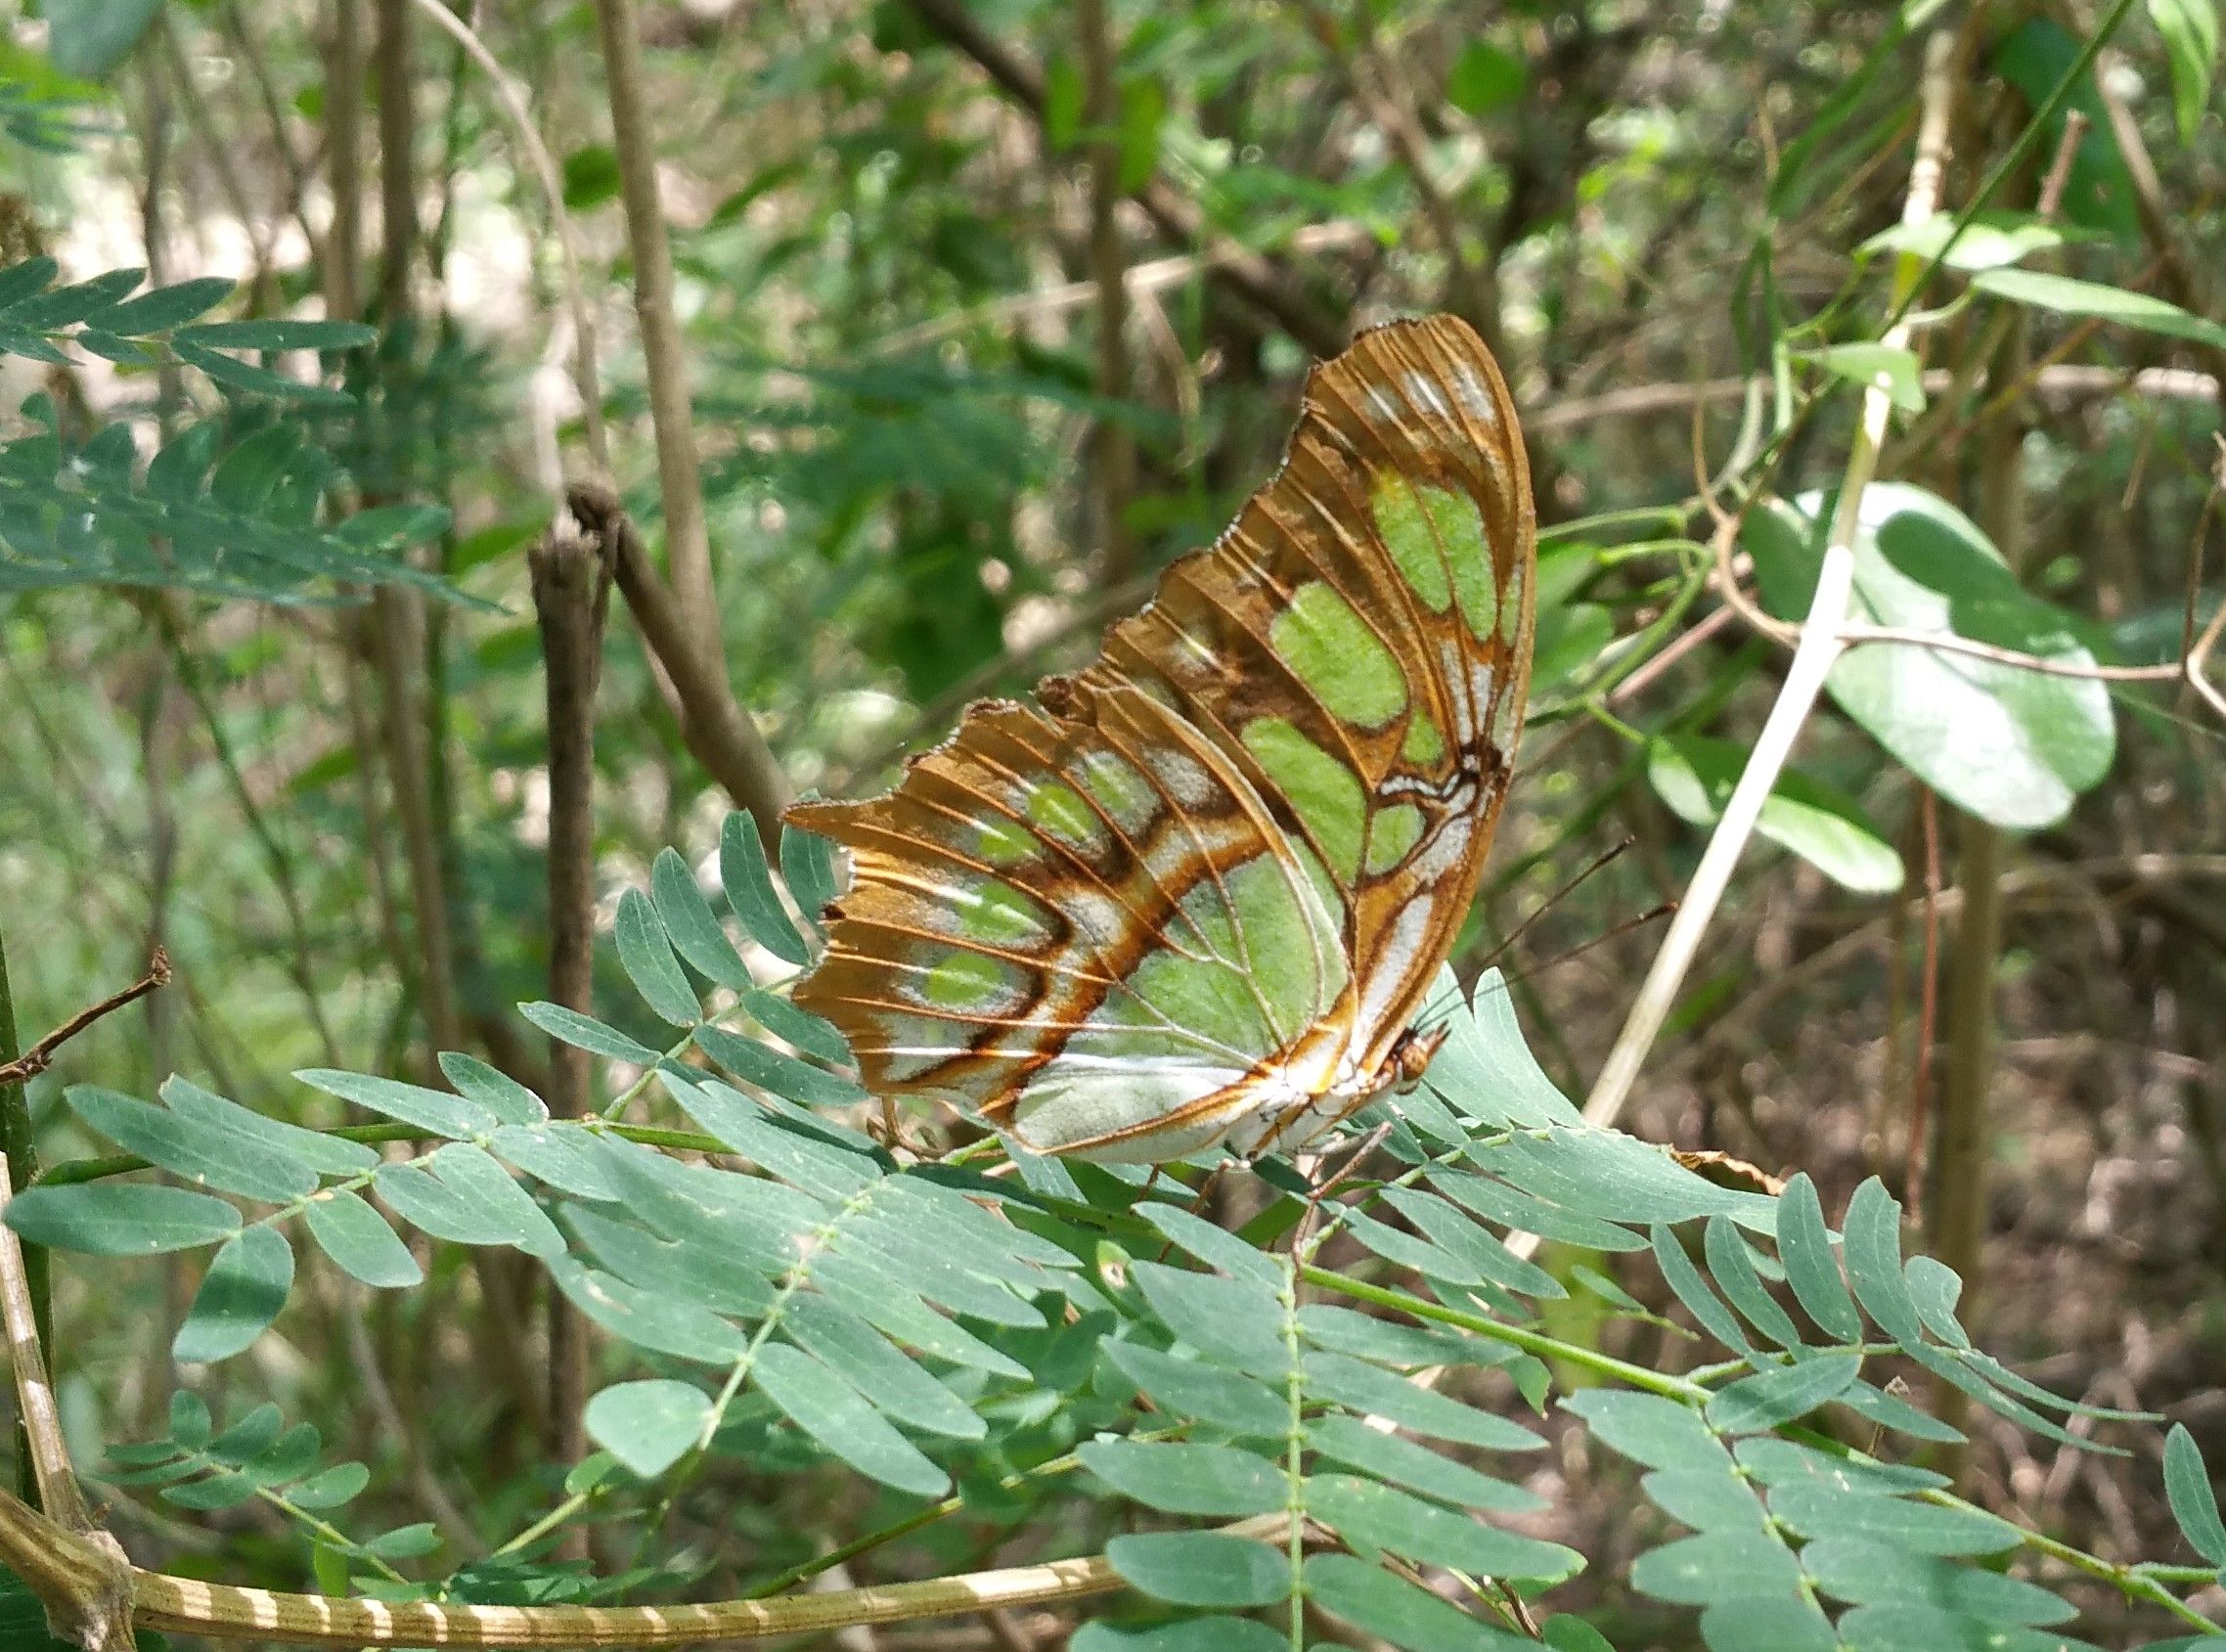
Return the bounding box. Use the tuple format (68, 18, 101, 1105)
(1241, 718, 1365, 883)
(1269, 581, 1408, 730)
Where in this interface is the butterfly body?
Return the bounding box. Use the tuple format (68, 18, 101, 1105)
(789, 315, 1535, 1163)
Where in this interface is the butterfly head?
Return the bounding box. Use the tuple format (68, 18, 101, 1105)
(1386, 1022, 1449, 1092)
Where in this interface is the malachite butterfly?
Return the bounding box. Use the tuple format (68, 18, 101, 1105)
(788, 314, 1536, 1163)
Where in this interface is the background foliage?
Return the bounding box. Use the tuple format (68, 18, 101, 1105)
(1, 0, 2225, 1648)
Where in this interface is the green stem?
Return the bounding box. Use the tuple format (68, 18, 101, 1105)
(1538, 504, 1688, 547)
(489, 1482, 606, 1561)
(1881, 0, 2140, 331)
(1941, 1499, 2221, 1632)
(31, 1119, 735, 1188)
(256, 1484, 412, 1588)
(1304, 1267, 2217, 1631)
(1279, 1259, 1307, 1652)
(623, 1181, 884, 1587)
(1301, 1265, 1708, 1403)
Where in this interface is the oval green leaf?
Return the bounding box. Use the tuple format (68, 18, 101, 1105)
(584, 1379, 711, 1479)
(1745, 485, 2115, 830)
(173, 1226, 295, 1364)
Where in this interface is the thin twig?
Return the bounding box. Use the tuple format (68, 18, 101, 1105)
(0, 952, 172, 1087)
(2187, 585, 2226, 724)
(1578, 29, 1960, 1136)
(2036, 109, 2089, 220)
(1834, 626, 2188, 683)
(2185, 444, 2226, 722)
(1601, 602, 1740, 704)
(1531, 364, 2220, 435)
(1077, 0, 1137, 585)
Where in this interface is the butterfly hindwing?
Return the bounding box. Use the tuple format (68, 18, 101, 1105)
(787, 699, 1348, 1155)
(790, 315, 1534, 1161)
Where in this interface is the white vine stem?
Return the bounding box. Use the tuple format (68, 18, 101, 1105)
(1578, 30, 1957, 1136)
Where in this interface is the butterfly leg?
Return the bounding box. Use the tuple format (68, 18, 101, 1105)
(1141, 1162, 1230, 1265)
(1288, 1119, 1397, 1255)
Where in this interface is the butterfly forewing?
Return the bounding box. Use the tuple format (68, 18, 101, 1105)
(789, 314, 1535, 1162)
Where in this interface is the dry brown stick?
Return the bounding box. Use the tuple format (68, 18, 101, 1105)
(325, 0, 365, 329)
(0, 1157, 137, 1651)
(528, 503, 616, 1519)
(593, 0, 718, 659)
(573, 484, 792, 844)
(0, 953, 172, 1089)
(376, 0, 414, 318)
(902, 0, 1348, 357)
(371, 592, 465, 1057)
(585, 0, 793, 830)
(1077, 0, 1137, 585)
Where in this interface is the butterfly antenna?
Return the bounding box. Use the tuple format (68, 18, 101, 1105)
(1478, 837, 1635, 974)
(1498, 901, 1676, 987)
